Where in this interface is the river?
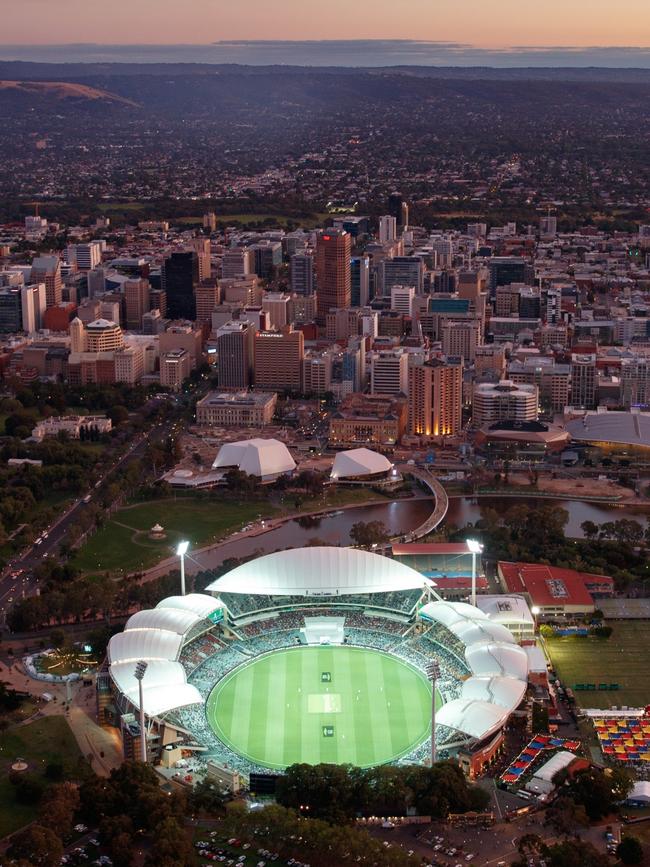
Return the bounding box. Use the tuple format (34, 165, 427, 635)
(188, 495, 650, 574)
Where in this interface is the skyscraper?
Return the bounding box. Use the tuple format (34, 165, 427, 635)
(21, 283, 46, 333)
(350, 256, 370, 307)
(408, 358, 463, 438)
(253, 326, 304, 393)
(31, 256, 62, 308)
(217, 320, 254, 389)
(162, 251, 198, 320)
(378, 215, 397, 243)
(388, 192, 408, 229)
(290, 252, 315, 295)
(315, 229, 351, 322)
(124, 279, 151, 330)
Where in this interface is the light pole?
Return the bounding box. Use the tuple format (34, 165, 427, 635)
(177, 540, 189, 596)
(466, 539, 484, 607)
(134, 660, 148, 763)
(426, 661, 441, 766)
(531, 606, 540, 633)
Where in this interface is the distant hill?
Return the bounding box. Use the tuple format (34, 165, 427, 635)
(0, 79, 139, 107)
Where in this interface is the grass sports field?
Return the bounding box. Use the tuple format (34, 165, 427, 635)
(206, 646, 437, 769)
(546, 621, 650, 709)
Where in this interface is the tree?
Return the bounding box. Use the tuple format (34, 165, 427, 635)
(349, 520, 389, 549)
(7, 824, 64, 867)
(581, 520, 599, 540)
(563, 766, 633, 820)
(546, 838, 609, 867)
(617, 836, 643, 865)
(188, 776, 226, 815)
(39, 782, 80, 838)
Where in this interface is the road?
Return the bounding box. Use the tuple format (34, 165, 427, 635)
(0, 417, 176, 626)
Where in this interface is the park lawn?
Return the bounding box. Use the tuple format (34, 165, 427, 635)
(176, 212, 330, 228)
(0, 716, 85, 838)
(545, 621, 650, 709)
(72, 497, 278, 574)
(291, 485, 386, 512)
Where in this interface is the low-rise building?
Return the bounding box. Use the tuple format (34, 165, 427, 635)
(195, 390, 277, 427)
(32, 414, 112, 441)
(329, 393, 407, 449)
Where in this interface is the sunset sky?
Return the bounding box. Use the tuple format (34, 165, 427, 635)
(4, 0, 650, 47)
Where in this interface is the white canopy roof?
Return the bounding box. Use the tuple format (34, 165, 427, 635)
(330, 448, 393, 479)
(451, 619, 515, 647)
(206, 546, 430, 596)
(212, 438, 296, 479)
(437, 698, 510, 741)
(107, 628, 182, 665)
(156, 593, 223, 619)
(476, 594, 534, 626)
(465, 642, 529, 681)
(126, 608, 202, 636)
(124, 682, 203, 717)
(420, 600, 489, 628)
(110, 659, 188, 696)
(533, 750, 577, 783)
(461, 675, 527, 709)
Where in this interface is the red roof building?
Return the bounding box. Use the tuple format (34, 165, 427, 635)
(498, 561, 614, 617)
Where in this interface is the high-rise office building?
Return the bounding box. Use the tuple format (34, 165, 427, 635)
(570, 354, 597, 409)
(149, 288, 167, 317)
(251, 242, 282, 280)
(315, 230, 352, 321)
(390, 285, 415, 316)
(350, 256, 370, 307)
(473, 380, 538, 426)
(369, 349, 409, 396)
(222, 248, 254, 280)
(21, 283, 46, 333)
(290, 252, 315, 295)
(203, 212, 217, 232)
(408, 358, 463, 438)
(380, 256, 423, 296)
(217, 320, 254, 389)
(195, 281, 220, 326)
(388, 192, 408, 229)
(66, 241, 103, 272)
(160, 349, 191, 391)
(262, 292, 293, 330)
(488, 257, 533, 297)
(189, 238, 212, 283)
(539, 214, 558, 238)
(124, 279, 151, 331)
(0, 288, 22, 332)
(253, 326, 304, 393)
(85, 319, 125, 352)
(441, 319, 481, 363)
(378, 215, 397, 243)
(31, 256, 62, 308)
(162, 251, 198, 320)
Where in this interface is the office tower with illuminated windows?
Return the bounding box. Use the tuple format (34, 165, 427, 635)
(315, 229, 351, 321)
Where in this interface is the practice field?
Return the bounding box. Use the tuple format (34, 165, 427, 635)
(206, 646, 437, 769)
(546, 621, 650, 709)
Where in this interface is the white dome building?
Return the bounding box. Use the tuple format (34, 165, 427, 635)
(212, 437, 296, 482)
(330, 448, 394, 482)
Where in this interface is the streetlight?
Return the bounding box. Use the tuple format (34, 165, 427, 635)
(466, 539, 484, 607)
(177, 540, 189, 596)
(134, 660, 148, 763)
(531, 606, 540, 632)
(426, 661, 441, 766)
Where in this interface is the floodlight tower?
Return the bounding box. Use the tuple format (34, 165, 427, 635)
(134, 660, 148, 763)
(466, 539, 484, 607)
(426, 660, 441, 766)
(177, 540, 189, 596)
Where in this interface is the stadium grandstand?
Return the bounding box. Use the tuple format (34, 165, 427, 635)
(102, 547, 529, 783)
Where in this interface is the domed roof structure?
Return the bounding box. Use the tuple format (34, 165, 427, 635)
(330, 448, 393, 480)
(212, 438, 296, 481)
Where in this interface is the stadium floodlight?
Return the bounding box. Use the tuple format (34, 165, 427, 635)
(531, 605, 540, 630)
(466, 539, 484, 607)
(134, 660, 148, 763)
(425, 661, 441, 766)
(177, 540, 190, 596)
